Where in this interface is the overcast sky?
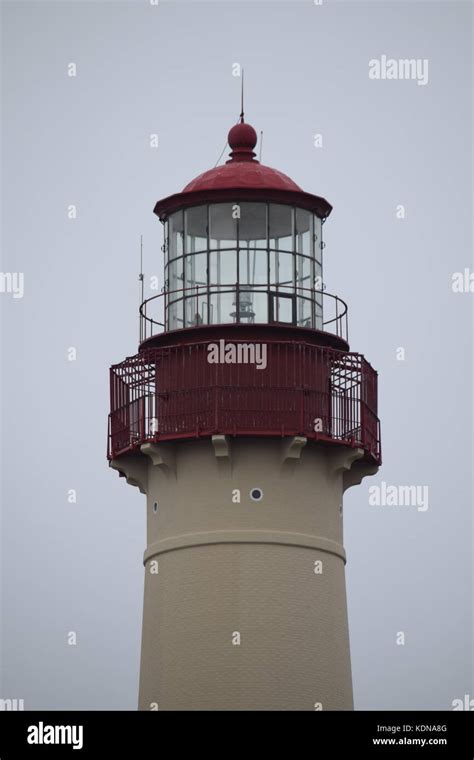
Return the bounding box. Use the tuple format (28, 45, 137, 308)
(1, 0, 472, 709)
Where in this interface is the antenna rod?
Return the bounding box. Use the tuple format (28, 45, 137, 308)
(240, 69, 244, 122)
(259, 130, 263, 162)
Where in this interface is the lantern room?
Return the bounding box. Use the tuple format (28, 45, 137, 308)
(144, 119, 348, 344)
(164, 201, 325, 331)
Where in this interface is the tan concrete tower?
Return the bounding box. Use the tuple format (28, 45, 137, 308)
(108, 118, 381, 711)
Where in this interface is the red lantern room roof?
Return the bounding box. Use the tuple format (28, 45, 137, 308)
(183, 122, 302, 193)
(154, 118, 332, 220)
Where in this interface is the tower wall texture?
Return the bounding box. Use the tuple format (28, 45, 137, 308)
(113, 437, 374, 710)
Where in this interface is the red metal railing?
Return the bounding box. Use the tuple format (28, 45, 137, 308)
(108, 340, 381, 465)
(139, 285, 349, 343)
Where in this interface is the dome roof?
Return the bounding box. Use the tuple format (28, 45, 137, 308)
(183, 120, 302, 193)
(154, 118, 332, 220)
(182, 161, 303, 193)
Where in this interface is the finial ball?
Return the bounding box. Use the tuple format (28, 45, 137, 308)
(228, 122, 258, 151)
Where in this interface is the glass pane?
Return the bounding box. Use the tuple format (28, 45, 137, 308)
(210, 250, 237, 287)
(232, 287, 256, 323)
(225, 288, 241, 323)
(201, 299, 209, 324)
(296, 255, 312, 292)
(167, 298, 184, 331)
(274, 295, 293, 323)
(185, 253, 207, 290)
(250, 291, 268, 323)
(239, 248, 267, 286)
(297, 295, 312, 328)
(315, 299, 323, 330)
(238, 203, 267, 247)
(269, 204, 293, 251)
(185, 206, 207, 253)
(167, 256, 184, 295)
(184, 290, 207, 327)
(169, 210, 184, 259)
(184, 296, 194, 328)
(314, 259, 322, 290)
(210, 204, 237, 249)
(270, 250, 294, 287)
(208, 292, 220, 324)
(296, 208, 311, 256)
(209, 288, 238, 324)
(314, 216, 323, 264)
(163, 220, 169, 262)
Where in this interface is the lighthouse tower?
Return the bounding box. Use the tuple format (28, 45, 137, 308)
(108, 117, 381, 711)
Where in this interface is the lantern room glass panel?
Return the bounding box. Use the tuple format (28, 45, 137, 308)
(314, 216, 322, 261)
(296, 208, 312, 257)
(238, 203, 268, 294)
(169, 210, 184, 260)
(163, 203, 326, 331)
(167, 297, 184, 331)
(185, 206, 207, 253)
(209, 288, 237, 325)
(269, 204, 293, 252)
(315, 297, 323, 330)
(208, 204, 238, 320)
(270, 251, 294, 288)
(168, 256, 184, 296)
(244, 289, 268, 324)
(239, 248, 267, 286)
(314, 215, 323, 292)
(210, 250, 237, 287)
(210, 204, 238, 250)
(238, 203, 267, 248)
(184, 252, 207, 291)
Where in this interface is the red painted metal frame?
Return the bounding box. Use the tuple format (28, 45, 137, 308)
(108, 339, 381, 466)
(154, 187, 332, 222)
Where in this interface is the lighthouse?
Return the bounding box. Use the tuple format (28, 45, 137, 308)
(108, 116, 381, 711)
